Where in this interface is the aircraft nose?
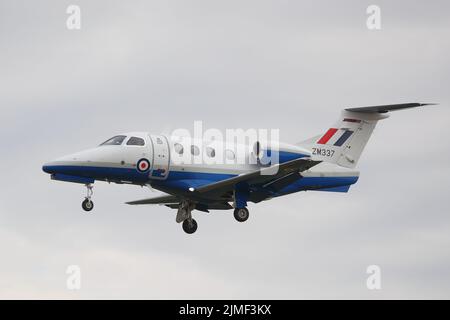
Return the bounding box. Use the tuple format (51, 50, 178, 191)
(42, 151, 82, 175)
(42, 161, 56, 174)
(42, 157, 72, 174)
(42, 159, 74, 175)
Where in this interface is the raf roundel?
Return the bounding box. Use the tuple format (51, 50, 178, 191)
(136, 158, 150, 173)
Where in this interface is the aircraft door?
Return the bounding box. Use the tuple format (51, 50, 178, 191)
(149, 135, 170, 180)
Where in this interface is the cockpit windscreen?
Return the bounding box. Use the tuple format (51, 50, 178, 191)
(100, 135, 126, 146)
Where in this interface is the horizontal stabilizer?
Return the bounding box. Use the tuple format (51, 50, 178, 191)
(345, 102, 436, 114)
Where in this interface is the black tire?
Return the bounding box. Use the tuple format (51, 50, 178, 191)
(234, 208, 249, 222)
(82, 198, 94, 212)
(182, 219, 198, 234)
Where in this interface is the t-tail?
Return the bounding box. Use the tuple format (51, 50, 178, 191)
(306, 103, 435, 168)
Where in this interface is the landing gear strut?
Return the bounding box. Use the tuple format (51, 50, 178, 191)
(234, 207, 249, 222)
(82, 184, 94, 212)
(177, 201, 197, 234)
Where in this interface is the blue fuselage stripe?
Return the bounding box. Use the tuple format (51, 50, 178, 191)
(43, 164, 358, 194)
(43, 165, 150, 183)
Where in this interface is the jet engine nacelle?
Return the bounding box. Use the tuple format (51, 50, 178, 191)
(252, 140, 280, 165)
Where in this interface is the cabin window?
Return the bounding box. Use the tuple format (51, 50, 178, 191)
(127, 137, 145, 146)
(100, 135, 126, 146)
(174, 143, 184, 154)
(225, 149, 235, 160)
(206, 147, 216, 158)
(191, 145, 200, 156)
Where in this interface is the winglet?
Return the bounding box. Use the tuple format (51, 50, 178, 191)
(345, 102, 437, 114)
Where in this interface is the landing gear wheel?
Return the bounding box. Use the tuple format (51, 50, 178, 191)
(182, 219, 198, 234)
(82, 183, 94, 212)
(82, 198, 94, 212)
(234, 208, 249, 222)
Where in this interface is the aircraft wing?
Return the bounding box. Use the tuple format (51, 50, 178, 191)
(126, 158, 320, 206)
(194, 158, 321, 194)
(126, 194, 180, 205)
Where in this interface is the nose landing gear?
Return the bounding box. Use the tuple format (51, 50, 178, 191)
(81, 184, 94, 212)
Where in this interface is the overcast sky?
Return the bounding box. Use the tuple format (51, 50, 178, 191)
(0, 0, 449, 299)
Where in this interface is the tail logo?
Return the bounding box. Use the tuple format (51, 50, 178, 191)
(317, 128, 354, 146)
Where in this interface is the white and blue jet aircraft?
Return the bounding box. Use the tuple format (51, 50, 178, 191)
(43, 103, 431, 234)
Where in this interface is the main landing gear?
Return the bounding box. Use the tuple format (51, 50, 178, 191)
(233, 188, 249, 223)
(177, 201, 197, 234)
(182, 218, 198, 234)
(175, 201, 250, 234)
(81, 184, 94, 212)
(233, 207, 249, 222)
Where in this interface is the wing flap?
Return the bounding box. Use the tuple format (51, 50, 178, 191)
(126, 194, 180, 205)
(194, 158, 321, 194)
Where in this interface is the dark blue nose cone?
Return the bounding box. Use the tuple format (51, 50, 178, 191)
(42, 163, 54, 174)
(42, 162, 95, 184)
